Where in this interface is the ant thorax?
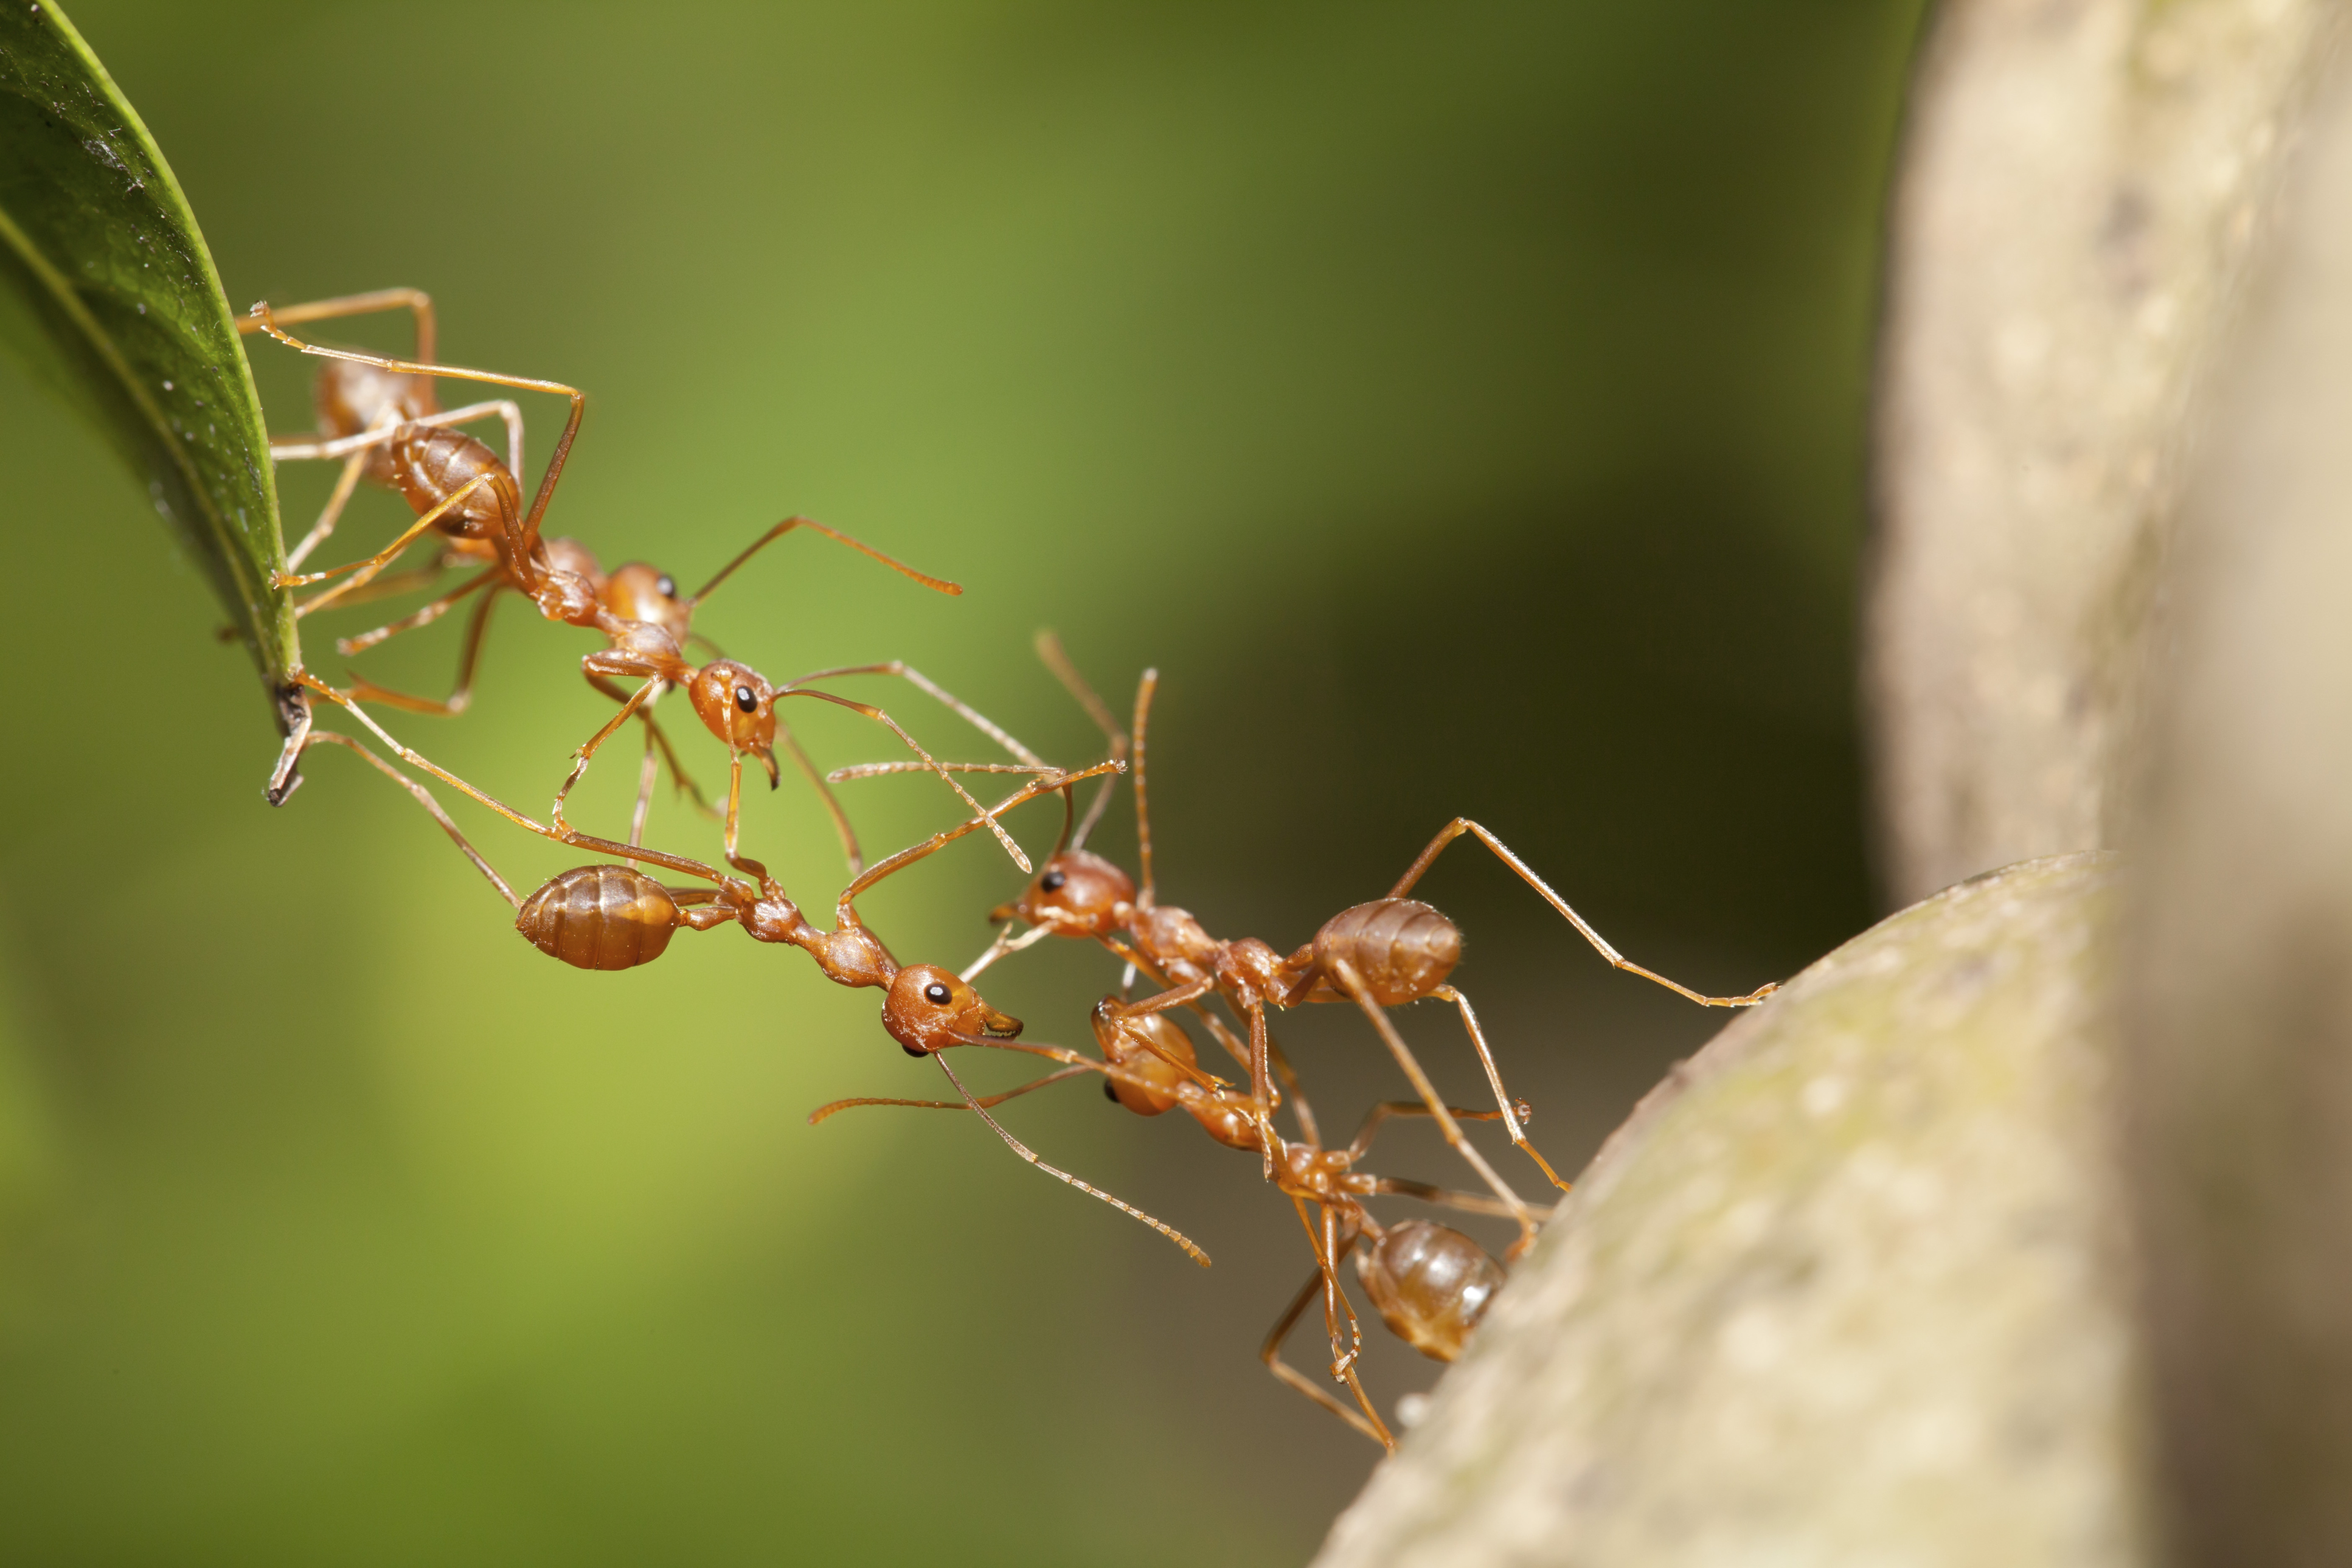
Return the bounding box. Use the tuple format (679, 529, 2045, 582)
(1134, 904, 1218, 967)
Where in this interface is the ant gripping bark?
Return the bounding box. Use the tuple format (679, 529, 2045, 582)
(847, 640, 1780, 1256)
(813, 998, 1528, 1450)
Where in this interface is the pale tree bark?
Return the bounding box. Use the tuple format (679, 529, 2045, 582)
(1868, 0, 2332, 907)
(1315, 2, 2352, 1563)
(2121, 40, 2352, 1564)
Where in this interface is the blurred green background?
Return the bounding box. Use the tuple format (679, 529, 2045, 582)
(0, 2, 1921, 1561)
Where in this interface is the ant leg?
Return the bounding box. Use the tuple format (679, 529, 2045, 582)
(1369, 1176, 1548, 1223)
(280, 449, 370, 572)
(234, 286, 436, 361)
(277, 472, 497, 605)
(307, 559, 457, 609)
(1292, 1197, 1366, 1379)
(1033, 631, 1129, 852)
(1387, 819, 1778, 1007)
(295, 673, 734, 884)
(1327, 958, 1541, 1254)
(1266, 1037, 1320, 1148)
(1261, 1268, 1396, 1451)
(930, 1052, 1210, 1267)
(1344, 1100, 1508, 1162)
(1429, 985, 1570, 1192)
(1246, 1006, 1279, 1178)
(552, 678, 662, 836)
(299, 730, 517, 907)
(806, 1064, 1094, 1123)
(783, 662, 1044, 768)
(777, 719, 863, 876)
(777, 687, 1033, 873)
(248, 304, 581, 566)
(837, 762, 1123, 912)
(721, 753, 763, 875)
(1131, 669, 1160, 904)
(345, 580, 505, 716)
(629, 723, 659, 848)
(687, 516, 961, 606)
(585, 674, 719, 825)
(334, 566, 498, 653)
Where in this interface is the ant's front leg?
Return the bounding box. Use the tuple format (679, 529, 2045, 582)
(552, 654, 665, 841)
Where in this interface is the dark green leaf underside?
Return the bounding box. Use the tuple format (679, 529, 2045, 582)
(0, 0, 293, 705)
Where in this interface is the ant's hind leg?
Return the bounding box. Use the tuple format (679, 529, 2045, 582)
(551, 675, 662, 837)
(1387, 819, 1778, 1008)
(776, 719, 864, 876)
(277, 473, 497, 603)
(280, 449, 370, 572)
(248, 303, 583, 564)
(234, 287, 436, 360)
(345, 578, 505, 718)
(1261, 1268, 1395, 1452)
(299, 729, 518, 907)
(1430, 985, 1570, 1193)
(1328, 959, 1542, 1254)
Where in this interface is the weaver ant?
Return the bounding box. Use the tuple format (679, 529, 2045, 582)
(278, 685, 1193, 1257)
(813, 997, 1524, 1449)
(847, 640, 1778, 1254)
(245, 292, 1002, 871)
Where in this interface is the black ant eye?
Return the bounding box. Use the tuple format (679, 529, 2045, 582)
(924, 982, 952, 1005)
(1103, 1078, 1120, 1103)
(655, 574, 676, 598)
(734, 685, 756, 713)
(1041, 870, 1067, 892)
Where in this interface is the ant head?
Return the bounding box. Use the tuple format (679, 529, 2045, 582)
(883, 965, 1022, 1056)
(603, 562, 693, 644)
(1355, 1219, 1506, 1362)
(990, 850, 1133, 935)
(688, 660, 780, 786)
(1089, 998, 1196, 1116)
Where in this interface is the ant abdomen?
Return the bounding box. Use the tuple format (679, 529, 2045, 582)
(516, 864, 685, 972)
(1313, 899, 1461, 1005)
(316, 356, 434, 453)
(384, 425, 522, 541)
(1356, 1219, 1505, 1362)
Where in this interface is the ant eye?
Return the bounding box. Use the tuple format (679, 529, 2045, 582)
(1041, 870, 1067, 892)
(734, 685, 756, 713)
(655, 574, 676, 598)
(924, 982, 952, 1005)
(1103, 1078, 1120, 1103)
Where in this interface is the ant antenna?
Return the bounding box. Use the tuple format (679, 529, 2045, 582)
(931, 1052, 1209, 1266)
(1131, 669, 1159, 904)
(1033, 630, 1129, 852)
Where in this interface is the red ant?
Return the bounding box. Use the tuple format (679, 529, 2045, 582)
(244, 293, 1007, 872)
(850, 642, 1778, 1254)
(276, 690, 1196, 1258)
(811, 997, 1525, 1449)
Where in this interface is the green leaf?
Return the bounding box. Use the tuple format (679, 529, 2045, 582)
(0, 0, 295, 720)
